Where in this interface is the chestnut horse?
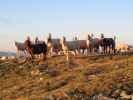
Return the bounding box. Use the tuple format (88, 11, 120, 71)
(24, 40, 47, 60)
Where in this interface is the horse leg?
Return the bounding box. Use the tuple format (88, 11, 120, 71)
(114, 48, 116, 54)
(105, 46, 107, 54)
(66, 51, 69, 61)
(82, 49, 84, 55)
(103, 46, 106, 54)
(42, 51, 47, 61)
(64, 49, 69, 61)
(112, 46, 115, 54)
(49, 47, 52, 57)
(76, 49, 80, 55)
(90, 47, 93, 54)
(17, 50, 19, 58)
(28, 49, 33, 59)
(108, 47, 110, 54)
(24, 50, 27, 57)
(89, 47, 92, 54)
(106, 46, 108, 54)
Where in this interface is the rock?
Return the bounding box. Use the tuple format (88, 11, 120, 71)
(120, 91, 131, 99)
(114, 65, 120, 69)
(31, 69, 40, 76)
(17, 58, 27, 64)
(99, 96, 115, 100)
(19, 65, 23, 69)
(87, 75, 98, 81)
(111, 89, 121, 98)
(43, 95, 54, 100)
(39, 77, 43, 81)
(1, 56, 7, 60)
(98, 94, 115, 100)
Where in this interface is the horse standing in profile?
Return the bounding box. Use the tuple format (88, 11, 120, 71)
(86, 34, 100, 54)
(100, 35, 116, 54)
(15, 41, 27, 57)
(47, 38, 61, 56)
(24, 39, 47, 61)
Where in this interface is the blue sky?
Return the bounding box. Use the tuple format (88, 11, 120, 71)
(0, 0, 133, 51)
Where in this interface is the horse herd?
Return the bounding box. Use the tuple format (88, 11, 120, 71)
(15, 34, 116, 61)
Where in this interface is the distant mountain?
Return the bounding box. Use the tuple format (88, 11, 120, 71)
(0, 51, 16, 57)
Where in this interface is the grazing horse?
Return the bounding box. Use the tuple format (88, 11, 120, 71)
(15, 41, 27, 57)
(100, 38, 116, 54)
(24, 39, 47, 60)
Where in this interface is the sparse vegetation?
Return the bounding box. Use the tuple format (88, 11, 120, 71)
(0, 55, 133, 99)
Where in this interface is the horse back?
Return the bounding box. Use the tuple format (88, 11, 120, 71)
(31, 43, 47, 54)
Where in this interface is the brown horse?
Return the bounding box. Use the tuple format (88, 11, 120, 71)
(24, 39, 47, 60)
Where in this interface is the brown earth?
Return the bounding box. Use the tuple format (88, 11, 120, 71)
(0, 55, 133, 100)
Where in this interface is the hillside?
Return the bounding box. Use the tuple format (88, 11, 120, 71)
(0, 55, 133, 100)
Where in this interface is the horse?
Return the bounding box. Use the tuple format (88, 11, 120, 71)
(15, 41, 27, 57)
(116, 43, 129, 52)
(60, 37, 89, 56)
(47, 38, 61, 56)
(86, 38, 100, 54)
(64, 40, 80, 55)
(24, 39, 47, 60)
(59, 37, 70, 61)
(69, 39, 89, 55)
(100, 38, 116, 54)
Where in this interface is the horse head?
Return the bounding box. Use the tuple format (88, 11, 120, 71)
(24, 40, 32, 49)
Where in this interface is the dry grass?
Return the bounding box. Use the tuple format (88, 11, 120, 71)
(0, 55, 133, 100)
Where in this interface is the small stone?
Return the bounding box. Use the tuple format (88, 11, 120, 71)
(31, 70, 40, 76)
(87, 75, 97, 81)
(111, 89, 121, 98)
(39, 77, 43, 81)
(120, 91, 131, 99)
(99, 95, 115, 100)
(114, 65, 119, 69)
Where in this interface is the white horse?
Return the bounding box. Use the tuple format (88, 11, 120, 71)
(60, 37, 69, 61)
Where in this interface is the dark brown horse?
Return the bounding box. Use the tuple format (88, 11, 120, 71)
(24, 39, 47, 60)
(100, 38, 116, 54)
